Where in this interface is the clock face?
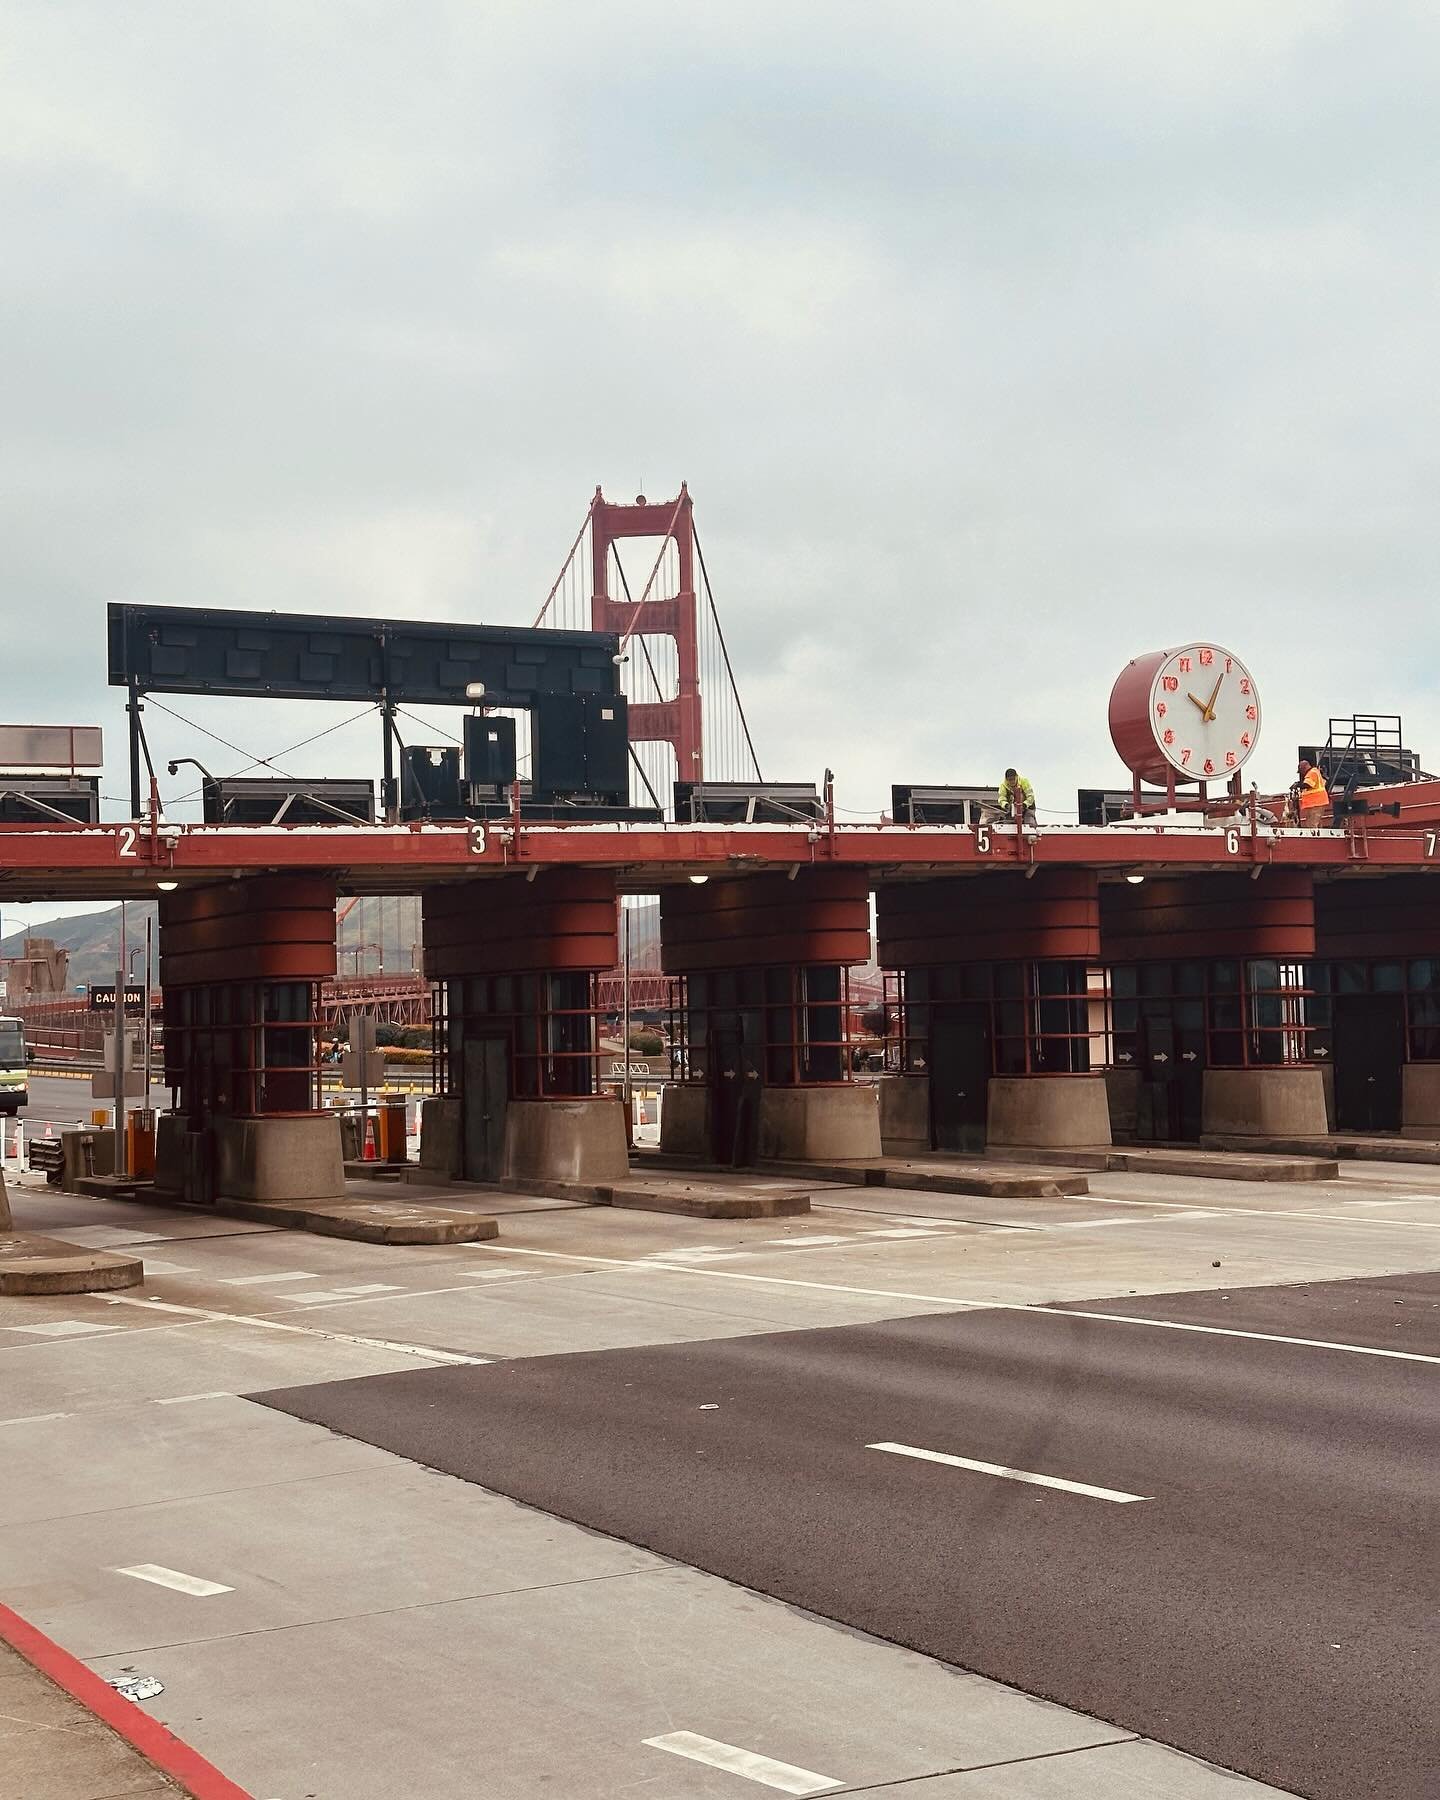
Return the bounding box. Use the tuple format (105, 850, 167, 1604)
(1147, 643, 1260, 780)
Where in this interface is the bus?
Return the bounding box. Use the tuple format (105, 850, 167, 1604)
(0, 1015, 29, 1115)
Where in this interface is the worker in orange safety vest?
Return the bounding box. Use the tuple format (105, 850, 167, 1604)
(1295, 759, 1331, 826)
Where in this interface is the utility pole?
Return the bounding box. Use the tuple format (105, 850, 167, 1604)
(621, 902, 632, 1143)
(112, 901, 128, 1179)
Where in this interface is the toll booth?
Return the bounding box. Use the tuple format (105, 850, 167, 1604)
(156, 876, 342, 1202)
(1100, 872, 1327, 1141)
(875, 871, 1110, 1154)
(657, 870, 878, 1165)
(421, 871, 628, 1184)
(1313, 876, 1440, 1136)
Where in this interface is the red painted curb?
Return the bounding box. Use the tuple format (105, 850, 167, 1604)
(0, 1600, 255, 1800)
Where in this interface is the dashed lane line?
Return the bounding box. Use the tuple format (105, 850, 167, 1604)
(114, 1563, 233, 1598)
(868, 1441, 1149, 1503)
(477, 1245, 1440, 1366)
(642, 1731, 842, 1795)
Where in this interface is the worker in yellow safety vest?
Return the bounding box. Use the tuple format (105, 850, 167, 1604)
(1295, 759, 1331, 826)
(998, 768, 1037, 827)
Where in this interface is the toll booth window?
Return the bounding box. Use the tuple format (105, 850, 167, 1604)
(1409, 995, 1440, 1061)
(1373, 962, 1404, 993)
(1210, 961, 1240, 993)
(1410, 960, 1439, 992)
(1334, 961, 1368, 994)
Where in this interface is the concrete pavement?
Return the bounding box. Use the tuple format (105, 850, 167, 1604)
(2, 1155, 1438, 1796)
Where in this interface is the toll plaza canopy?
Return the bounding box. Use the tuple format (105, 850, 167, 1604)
(0, 810, 1437, 902)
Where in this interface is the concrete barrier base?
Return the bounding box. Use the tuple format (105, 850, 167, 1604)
(986, 1075, 1112, 1149)
(1201, 1068, 1328, 1139)
(1, 1171, 143, 1292)
(1402, 1064, 1440, 1137)
(658, 1084, 710, 1157)
(59, 1128, 115, 1194)
(758, 1086, 882, 1163)
(419, 1097, 463, 1178)
(879, 1075, 931, 1155)
(503, 1098, 630, 1186)
(214, 1114, 345, 1202)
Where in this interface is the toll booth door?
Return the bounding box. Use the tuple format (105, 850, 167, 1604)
(929, 1004, 990, 1155)
(1137, 1010, 1205, 1141)
(462, 1034, 510, 1181)
(709, 1019, 762, 1167)
(1332, 994, 1405, 1134)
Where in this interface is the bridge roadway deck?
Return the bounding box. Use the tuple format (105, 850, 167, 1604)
(2, 1153, 1438, 1797)
(0, 815, 1433, 901)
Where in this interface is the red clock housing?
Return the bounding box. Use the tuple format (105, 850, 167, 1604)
(1110, 645, 1261, 786)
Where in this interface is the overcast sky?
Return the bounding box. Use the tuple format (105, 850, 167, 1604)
(4, 1, 1437, 926)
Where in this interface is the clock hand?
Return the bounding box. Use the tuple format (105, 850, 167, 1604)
(1186, 691, 1209, 715)
(1202, 672, 1224, 722)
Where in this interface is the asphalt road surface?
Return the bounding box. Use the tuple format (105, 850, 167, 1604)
(6, 1072, 169, 1140)
(258, 1270, 1440, 1800)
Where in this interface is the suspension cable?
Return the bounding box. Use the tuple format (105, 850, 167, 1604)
(693, 523, 762, 780)
(532, 496, 597, 629)
(160, 703, 382, 805)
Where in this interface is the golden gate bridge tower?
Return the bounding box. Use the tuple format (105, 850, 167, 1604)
(534, 482, 760, 811)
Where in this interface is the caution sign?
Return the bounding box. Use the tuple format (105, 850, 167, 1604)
(88, 984, 146, 1012)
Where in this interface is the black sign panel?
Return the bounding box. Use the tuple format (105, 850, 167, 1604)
(88, 985, 146, 1012)
(108, 604, 622, 710)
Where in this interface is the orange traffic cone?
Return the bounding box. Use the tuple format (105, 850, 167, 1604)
(363, 1114, 377, 1160)
(44, 1119, 53, 1138)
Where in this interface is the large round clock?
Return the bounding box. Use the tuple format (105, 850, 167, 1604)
(1109, 644, 1261, 785)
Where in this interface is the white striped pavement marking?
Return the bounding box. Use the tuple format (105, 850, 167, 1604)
(860, 1226, 947, 1239)
(154, 1391, 233, 1405)
(642, 1731, 842, 1794)
(762, 1234, 854, 1247)
(98, 1295, 489, 1365)
(477, 1245, 1440, 1366)
(6, 1320, 121, 1338)
(868, 1441, 1149, 1503)
(115, 1563, 234, 1597)
(220, 1271, 320, 1286)
(0, 1411, 71, 1427)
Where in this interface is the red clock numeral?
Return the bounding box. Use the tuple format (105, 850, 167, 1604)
(1156, 701, 1167, 718)
(1203, 758, 1215, 775)
(1181, 748, 1192, 765)
(1162, 676, 1179, 692)
(1241, 732, 1251, 748)
(1239, 678, 1251, 695)
(1178, 655, 1192, 673)
(1162, 728, 1174, 745)
(1199, 648, 1213, 666)
(1246, 705, 1257, 721)
(1226, 751, 1237, 768)
(1224, 656, 1233, 672)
